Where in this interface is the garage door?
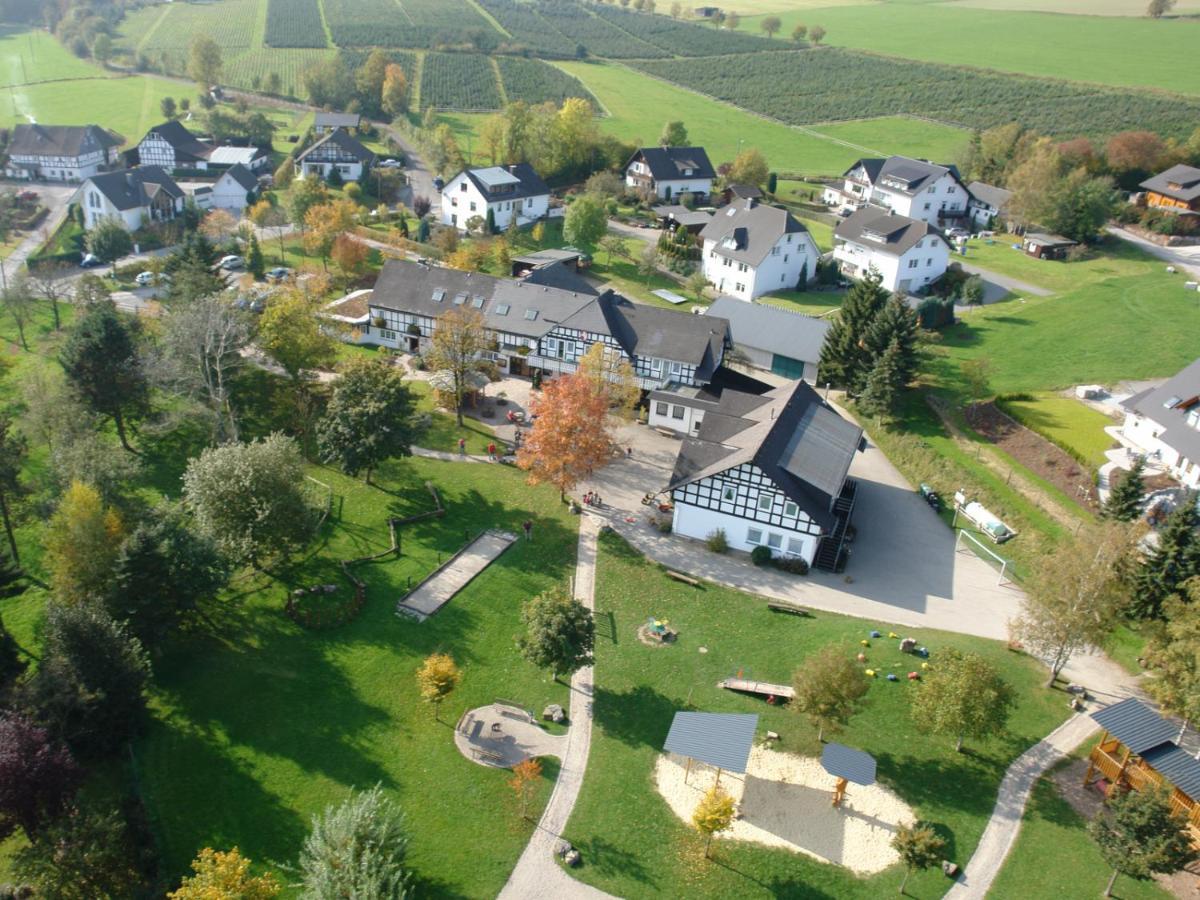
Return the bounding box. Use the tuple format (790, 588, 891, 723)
(771, 354, 806, 379)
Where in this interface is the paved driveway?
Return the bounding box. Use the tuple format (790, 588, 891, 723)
(1107, 224, 1200, 280)
(578, 415, 1024, 640)
(956, 259, 1053, 304)
(3, 183, 78, 276)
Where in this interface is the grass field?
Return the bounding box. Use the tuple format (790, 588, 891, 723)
(0, 28, 103, 85)
(561, 532, 1071, 899)
(953, 0, 1200, 15)
(996, 393, 1117, 468)
(737, 5, 1200, 95)
(115, 0, 261, 55)
(989, 754, 1171, 899)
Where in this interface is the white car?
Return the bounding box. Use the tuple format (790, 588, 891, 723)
(218, 255, 245, 270)
(134, 271, 165, 286)
(379, 159, 402, 169)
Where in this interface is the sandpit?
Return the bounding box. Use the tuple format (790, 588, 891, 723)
(654, 745, 914, 874)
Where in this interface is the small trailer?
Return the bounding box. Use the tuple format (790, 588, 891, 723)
(953, 491, 1016, 543)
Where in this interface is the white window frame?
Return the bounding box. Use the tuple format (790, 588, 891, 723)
(757, 492, 774, 513)
(767, 532, 783, 550)
(783, 500, 799, 518)
(747, 527, 763, 545)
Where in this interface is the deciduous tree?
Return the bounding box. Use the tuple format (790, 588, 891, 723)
(188, 34, 222, 90)
(517, 587, 595, 682)
(182, 433, 318, 566)
(330, 233, 370, 285)
(1091, 786, 1196, 897)
(659, 120, 688, 147)
(44, 481, 124, 605)
(29, 264, 71, 330)
(577, 342, 640, 417)
(415, 653, 461, 722)
(0, 713, 80, 842)
(381, 64, 409, 118)
(791, 645, 869, 741)
(1147, 0, 1176, 16)
(809, 24, 825, 44)
(1, 270, 36, 351)
(692, 787, 735, 859)
(909, 648, 1014, 752)
(200, 207, 239, 244)
(563, 193, 607, 249)
(791, 23, 808, 42)
(727, 147, 768, 186)
(317, 356, 416, 483)
(892, 821, 945, 895)
(425, 306, 489, 426)
(1105, 130, 1166, 173)
(257, 287, 339, 395)
(59, 300, 148, 452)
(1144, 587, 1200, 727)
(296, 785, 410, 899)
(761, 15, 781, 37)
(509, 757, 542, 820)
(0, 414, 27, 564)
(1011, 524, 1135, 686)
(304, 198, 360, 269)
(170, 848, 280, 900)
(14, 802, 149, 900)
(517, 373, 616, 500)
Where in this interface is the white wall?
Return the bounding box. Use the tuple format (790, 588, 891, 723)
(1120, 411, 1200, 488)
(652, 177, 714, 200)
(872, 173, 966, 225)
(705, 231, 819, 301)
(648, 399, 704, 435)
(211, 177, 251, 212)
(440, 174, 547, 231)
(834, 234, 948, 293)
(301, 160, 364, 181)
(671, 503, 819, 564)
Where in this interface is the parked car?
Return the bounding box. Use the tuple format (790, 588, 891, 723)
(265, 266, 292, 283)
(134, 271, 170, 286)
(433, 176, 444, 192)
(218, 255, 245, 270)
(379, 159, 402, 169)
(80, 253, 102, 268)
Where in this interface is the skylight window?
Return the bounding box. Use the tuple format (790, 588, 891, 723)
(1165, 395, 1183, 408)
(453, 292, 467, 305)
(495, 304, 510, 316)
(472, 295, 485, 308)
(525, 309, 539, 321)
(432, 289, 446, 302)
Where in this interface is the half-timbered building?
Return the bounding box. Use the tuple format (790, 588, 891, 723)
(666, 379, 863, 570)
(296, 128, 376, 181)
(4, 124, 121, 182)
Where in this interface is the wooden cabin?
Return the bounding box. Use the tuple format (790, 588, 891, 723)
(1084, 698, 1200, 849)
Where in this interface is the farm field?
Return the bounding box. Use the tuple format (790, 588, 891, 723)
(550, 61, 971, 176)
(265, 0, 328, 48)
(736, 5, 1200, 95)
(995, 393, 1117, 468)
(420, 52, 502, 110)
(953, 0, 1200, 13)
(631, 49, 1200, 139)
(562, 532, 1071, 899)
(494, 56, 594, 106)
(323, 0, 501, 48)
(115, 0, 261, 55)
(222, 47, 337, 98)
(0, 27, 105, 85)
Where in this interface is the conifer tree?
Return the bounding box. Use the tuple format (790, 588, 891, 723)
(1131, 492, 1200, 620)
(1102, 456, 1146, 522)
(861, 295, 920, 390)
(817, 270, 888, 389)
(858, 337, 903, 422)
(247, 233, 265, 279)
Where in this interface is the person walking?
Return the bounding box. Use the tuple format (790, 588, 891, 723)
(457, 437, 466, 456)
(487, 442, 497, 461)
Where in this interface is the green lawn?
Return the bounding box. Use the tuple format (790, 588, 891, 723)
(442, 60, 969, 178)
(961, 235, 1171, 295)
(989, 755, 1171, 899)
(136, 457, 577, 894)
(758, 290, 843, 317)
(0, 28, 102, 85)
(561, 532, 1072, 899)
(996, 393, 1117, 468)
(736, 5, 1200, 95)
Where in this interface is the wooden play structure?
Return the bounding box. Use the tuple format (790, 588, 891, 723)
(822, 742, 877, 808)
(663, 711, 758, 790)
(718, 677, 796, 701)
(1084, 698, 1200, 848)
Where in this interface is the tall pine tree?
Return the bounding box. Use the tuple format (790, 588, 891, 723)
(857, 337, 904, 422)
(1102, 456, 1146, 522)
(1132, 492, 1200, 620)
(817, 270, 888, 390)
(861, 295, 920, 390)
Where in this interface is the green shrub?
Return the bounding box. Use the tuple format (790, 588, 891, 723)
(773, 555, 809, 575)
(705, 529, 728, 553)
(751, 545, 773, 566)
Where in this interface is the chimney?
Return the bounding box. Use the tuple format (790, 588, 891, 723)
(745, 197, 756, 210)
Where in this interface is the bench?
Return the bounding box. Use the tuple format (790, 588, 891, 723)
(665, 570, 700, 587)
(767, 599, 811, 617)
(472, 748, 506, 765)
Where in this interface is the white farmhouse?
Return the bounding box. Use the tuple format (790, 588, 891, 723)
(667, 379, 863, 571)
(4, 124, 121, 182)
(209, 163, 259, 213)
(137, 121, 214, 171)
(296, 128, 376, 182)
(823, 156, 971, 228)
(440, 164, 550, 232)
(700, 199, 821, 301)
(967, 181, 1012, 230)
(1120, 359, 1200, 489)
(78, 167, 185, 232)
(833, 206, 950, 295)
(625, 146, 715, 202)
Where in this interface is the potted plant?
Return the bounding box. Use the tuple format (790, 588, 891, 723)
(496, 391, 508, 406)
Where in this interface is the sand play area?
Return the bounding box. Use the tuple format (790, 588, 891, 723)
(654, 745, 915, 874)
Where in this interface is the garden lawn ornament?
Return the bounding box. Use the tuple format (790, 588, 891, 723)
(870, 630, 881, 638)
(860, 639, 870, 647)
(856, 652, 867, 663)
(865, 669, 876, 677)
(900, 637, 917, 653)
(908, 671, 920, 680)
(887, 673, 898, 682)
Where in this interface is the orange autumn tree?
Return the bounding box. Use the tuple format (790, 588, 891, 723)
(517, 373, 615, 500)
(508, 756, 542, 819)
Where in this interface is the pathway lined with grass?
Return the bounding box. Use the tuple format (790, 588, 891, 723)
(500, 514, 614, 900)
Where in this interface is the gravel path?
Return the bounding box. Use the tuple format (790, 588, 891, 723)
(498, 514, 615, 900)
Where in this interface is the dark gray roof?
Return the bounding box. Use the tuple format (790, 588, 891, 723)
(662, 711, 758, 774)
(8, 124, 119, 158)
(707, 296, 830, 365)
(843, 158, 885, 184)
(653, 205, 713, 228)
(520, 261, 598, 295)
(700, 199, 809, 266)
(875, 156, 962, 196)
(835, 206, 944, 258)
(513, 248, 583, 266)
(629, 146, 716, 182)
(1119, 358, 1200, 464)
(726, 184, 763, 201)
(221, 163, 259, 192)
(1141, 743, 1200, 800)
(141, 121, 211, 163)
(298, 128, 376, 164)
(85, 166, 183, 211)
(967, 181, 1012, 213)
(1091, 698, 1180, 754)
(1024, 232, 1077, 248)
(821, 743, 876, 786)
(1139, 164, 1200, 204)
(667, 379, 862, 528)
(649, 365, 773, 411)
(461, 163, 549, 202)
(314, 112, 361, 129)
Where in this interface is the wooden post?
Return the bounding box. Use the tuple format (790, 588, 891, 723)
(832, 777, 848, 807)
(1117, 747, 1132, 785)
(684, 756, 692, 784)
(1083, 731, 1107, 786)
(714, 767, 723, 790)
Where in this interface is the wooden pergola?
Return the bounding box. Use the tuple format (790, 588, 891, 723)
(1084, 698, 1200, 849)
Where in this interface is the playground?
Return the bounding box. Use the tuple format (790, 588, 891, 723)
(654, 746, 915, 875)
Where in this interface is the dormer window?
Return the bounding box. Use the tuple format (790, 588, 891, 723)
(722, 237, 737, 249)
(683, 168, 692, 176)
